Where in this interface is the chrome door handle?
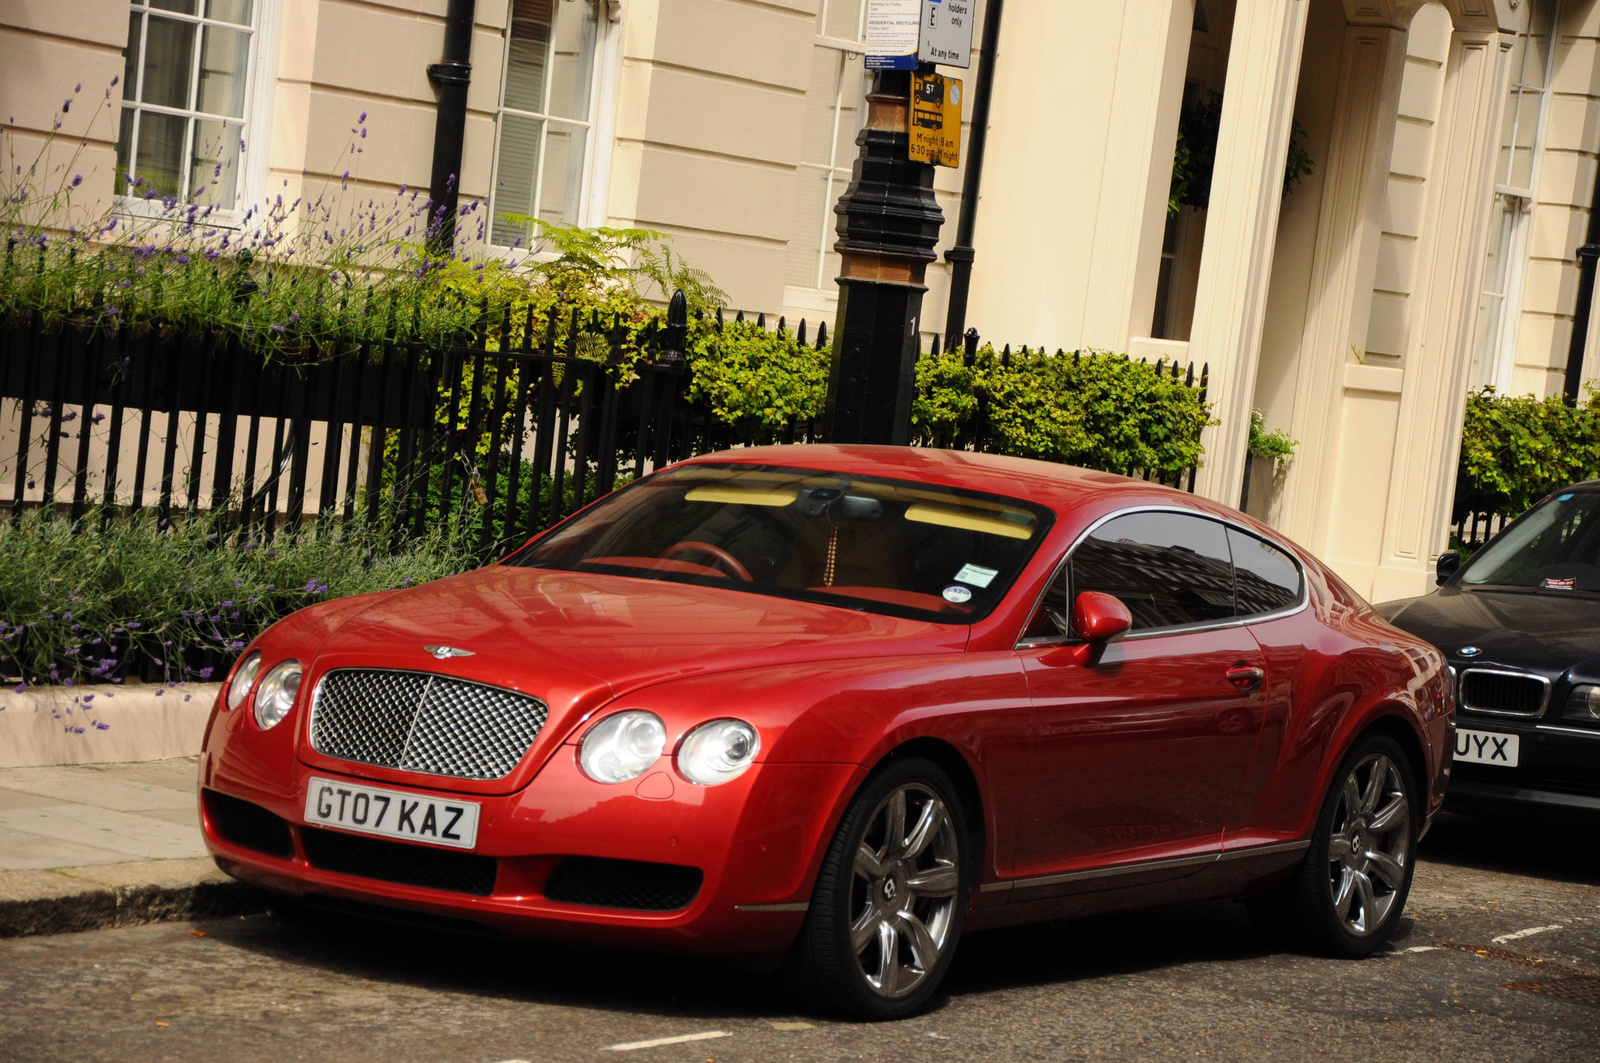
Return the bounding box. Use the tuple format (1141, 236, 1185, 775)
(1227, 666, 1265, 690)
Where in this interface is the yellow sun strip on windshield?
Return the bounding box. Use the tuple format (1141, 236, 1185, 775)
(684, 486, 800, 508)
(904, 504, 1035, 540)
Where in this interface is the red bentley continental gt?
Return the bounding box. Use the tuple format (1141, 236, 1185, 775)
(199, 445, 1453, 1018)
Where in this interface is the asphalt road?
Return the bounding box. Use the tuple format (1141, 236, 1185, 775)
(1, 813, 1596, 1063)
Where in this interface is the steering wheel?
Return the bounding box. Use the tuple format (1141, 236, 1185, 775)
(660, 541, 754, 582)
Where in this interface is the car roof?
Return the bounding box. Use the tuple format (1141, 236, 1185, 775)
(677, 444, 1193, 516)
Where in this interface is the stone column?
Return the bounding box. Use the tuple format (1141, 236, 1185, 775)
(1372, 25, 1514, 602)
(1186, 0, 1312, 505)
(1276, 17, 1409, 550)
(1080, 0, 1194, 351)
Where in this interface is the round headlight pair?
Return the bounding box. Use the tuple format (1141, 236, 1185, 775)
(578, 712, 759, 786)
(1564, 684, 1600, 725)
(226, 653, 301, 731)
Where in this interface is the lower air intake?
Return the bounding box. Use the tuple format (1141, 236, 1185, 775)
(204, 790, 294, 858)
(301, 827, 498, 896)
(544, 857, 703, 912)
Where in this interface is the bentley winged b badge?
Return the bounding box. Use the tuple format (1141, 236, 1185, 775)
(423, 646, 475, 660)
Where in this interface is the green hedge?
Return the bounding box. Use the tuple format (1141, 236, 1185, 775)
(1455, 386, 1600, 520)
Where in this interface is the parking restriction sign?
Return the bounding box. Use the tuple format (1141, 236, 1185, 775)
(909, 71, 962, 168)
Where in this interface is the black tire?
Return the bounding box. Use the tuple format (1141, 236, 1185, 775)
(787, 757, 973, 1020)
(1249, 733, 1419, 957)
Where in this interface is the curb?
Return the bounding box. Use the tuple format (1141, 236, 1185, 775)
(0, 683, 220, 768)
(0, 858, 264, 939)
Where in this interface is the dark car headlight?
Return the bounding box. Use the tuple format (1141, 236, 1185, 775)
(1563, 685, 1600, 724)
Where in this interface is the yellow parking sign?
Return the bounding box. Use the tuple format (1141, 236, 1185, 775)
(909, 71, 962, 168)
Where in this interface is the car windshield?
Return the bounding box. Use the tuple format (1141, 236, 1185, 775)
(1460, 489, 1600, 593)
(507, 463, 1054, 622)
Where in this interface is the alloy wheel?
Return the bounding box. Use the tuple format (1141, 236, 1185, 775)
(1325, 752, 1411, 936)
(848, 783, 961, 999)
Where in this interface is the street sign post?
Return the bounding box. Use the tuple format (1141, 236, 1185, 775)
(919, 0, 975, 68)
(909, 71, 963, 168)
(866, 0, 976, 72)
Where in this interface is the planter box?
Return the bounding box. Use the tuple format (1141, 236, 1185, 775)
(0, 684, 219, 768)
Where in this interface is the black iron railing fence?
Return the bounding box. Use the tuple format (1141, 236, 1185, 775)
(1, 292, 1208, 562)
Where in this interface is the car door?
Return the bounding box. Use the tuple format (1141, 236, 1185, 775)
(1012, 510, 1269, 895)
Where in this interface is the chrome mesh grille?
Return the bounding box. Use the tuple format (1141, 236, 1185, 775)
(310, 670, 548, 781)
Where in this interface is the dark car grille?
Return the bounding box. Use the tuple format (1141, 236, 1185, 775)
(310, 669, 548, 781)
(1459, 669, 1549, 717)
(300, 826, 499, 896)
(204, 790, 294, 858)
(543, 858, 703, 912)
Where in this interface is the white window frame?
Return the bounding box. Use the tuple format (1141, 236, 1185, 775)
(784, 0, 871, 307)
(487, 0, 621, 250)
(114, 0, 279, 227)
(1474, 0, 1560, 392)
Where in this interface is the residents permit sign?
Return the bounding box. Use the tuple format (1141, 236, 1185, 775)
(909, 71, 962, 168)
(866, 0, 975, 72)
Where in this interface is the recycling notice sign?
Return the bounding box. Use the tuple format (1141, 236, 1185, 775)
(866, 0, 975, 71)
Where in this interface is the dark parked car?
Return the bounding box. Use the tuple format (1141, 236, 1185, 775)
(1380, 484, 1600, 817)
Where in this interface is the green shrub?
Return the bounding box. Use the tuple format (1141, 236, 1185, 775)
(914, 346, 1213, 475)
(1247, 409, 1298, 461)
(684, 319, 830, 433)
(1455, 386, 1600, 519)
(0, 510, 473, 698)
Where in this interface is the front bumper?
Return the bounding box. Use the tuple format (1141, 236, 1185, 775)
(1446, 715, 1600, 817)
(199, 732, 864, 956)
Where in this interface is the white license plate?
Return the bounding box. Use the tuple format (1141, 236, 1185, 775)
(304, 777, 480, 850)
(1453, 729, 1520, 768)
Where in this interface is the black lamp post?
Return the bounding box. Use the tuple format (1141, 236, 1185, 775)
(824, 67, 946, 446)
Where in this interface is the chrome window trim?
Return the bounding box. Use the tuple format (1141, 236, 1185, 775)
(1013, 504, 1310, 651)
(1457, 667, 1552, 718)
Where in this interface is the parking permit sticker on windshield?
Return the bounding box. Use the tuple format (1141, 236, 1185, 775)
(1542, 577, 1576, 590)
(943, 585, 974, 604)
(954, 564, 999, 588)
(1559, 493, 1575, 501)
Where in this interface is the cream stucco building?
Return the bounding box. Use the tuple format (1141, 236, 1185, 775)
(4, 0, 1600, 602)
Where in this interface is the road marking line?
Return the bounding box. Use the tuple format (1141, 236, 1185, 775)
(1492, 925, 1563, 944)
(769, 1021, 814, 1031)
(1403, 946, 1439, 954)
(604, 1031, 732, 1052)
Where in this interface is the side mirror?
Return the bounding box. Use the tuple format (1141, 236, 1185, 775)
(1435, 550, 1461, 586)
(1073, 591, 1133, 643)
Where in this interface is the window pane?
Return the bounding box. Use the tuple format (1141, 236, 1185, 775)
(191, 117, 241, 206)
(1508, 90, 1541, 190)
(115, 107, 135, 188)
(198, 25, 250, 118)
(539, 122, 587, 225)
(504, 0, 553, 114)
(142, 15, 197, 109)
(1227, 529, 1301, 617)
(1524, 0, 1554, 89)
(492, 112, 542, 245)
(1024, 564, 1071, 640)
(135, 111, 188, 197)
(123, 12, 143, 101)
(1495, 86, 1518, 186)
(1071, 512, 1235, 631)
(205, 0, 253, 25)
(150, 0, 198, 12)
(546, 0, 598, 121)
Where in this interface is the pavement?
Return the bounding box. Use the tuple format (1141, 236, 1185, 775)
(0, 761, 1595, 1060)
(0, 758, 259, 937)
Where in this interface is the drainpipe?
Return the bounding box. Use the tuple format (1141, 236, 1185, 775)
(1563, 153, 1600, 403)
(942, 0, 1004, 349)
(426, 0, 477, 252)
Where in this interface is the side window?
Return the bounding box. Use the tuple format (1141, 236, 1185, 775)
(1022, 562, 1070, 642)
(1227, 528, 1302, 617)
(1071, 512, 1234, 632)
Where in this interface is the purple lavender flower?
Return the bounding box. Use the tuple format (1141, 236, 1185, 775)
(62, 99, 71, 113)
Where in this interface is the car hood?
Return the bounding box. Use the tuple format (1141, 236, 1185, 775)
(312, 562, 967, 706)
(1383, 586, 1600, 675)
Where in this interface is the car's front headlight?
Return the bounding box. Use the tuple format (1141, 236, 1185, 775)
(225, 652, 262, 712)
(677, 719, 760, 786)
(253, 660, 302, 730)
(579, 711, 667, 783)
(1563, 684, 1600, 724)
